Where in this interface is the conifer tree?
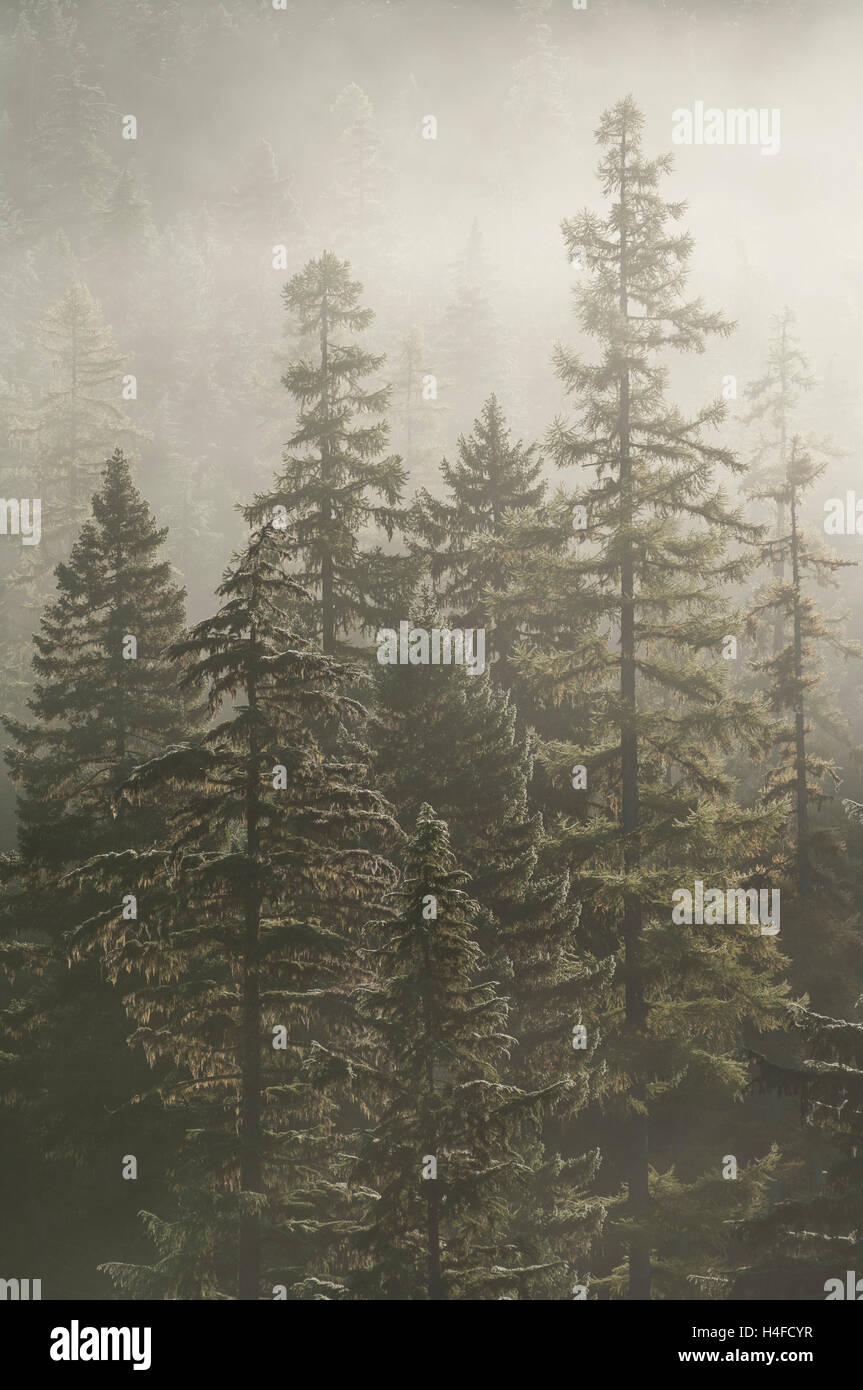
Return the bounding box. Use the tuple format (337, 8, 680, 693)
(223, 138, 307, 245)
(0, 448, 198, 1295)
(371, 650, 610, 1288)
(750, 439, 861, 1009)
(31, 282, 133, 548)
(31, 72, 115, 243)
(72, 523, 400, 1299)
(0, 283, 134, 719)
(330, 84, 387, 260)
(410, 394, 545, 682)
(736, 1000, 863, 1300)
(390, 326, 445, 495)
(744, 310, 817, 656)
(335, 804, 600, 1299)
(508, 97, 789, 1297)
(94, 168, 156, 269)
(438, 223, 505, 440)
(245, 251, 411, 655)
(506, 0, 573, 150)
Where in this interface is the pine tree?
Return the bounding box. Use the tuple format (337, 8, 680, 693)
(506, 0, 573, 149)
(244, 251, 411, 656)
(31, 72, 116, 243)
(744, 309, 817, 656)
(30, 282, 134, 549)
(335, 804, 599, 1299)
(750, 439, 862, 1008)
(409, 394, 545, 683)
(94, 168, 156, 268)
(371, 646, 610, 1291)
(0, 282, 134, 722)
(437, 223, 505, 441)
(72, 523, 400, 1299)
(390, 326, 445, 495)
(0, 449, 198, 1296)
(329, 84, 388, 262)
(736, 1000, 863, 1300)
(509, 97, 790, 1297)
(223, 138, 307, 245)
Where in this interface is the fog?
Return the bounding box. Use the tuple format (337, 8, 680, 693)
(1, 0, 861, 1312)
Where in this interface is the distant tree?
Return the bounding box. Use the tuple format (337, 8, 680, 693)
(222, 138, 308, 246)
(750, 439, 862, 1008)
(245, 251, 411, 655)
(506, 0, 573, 145)
(31, 73, 115, 242)
(744, 310, 818, 656)
(437, 223, 505, 441)
(95, 168, 156, 261)
(0, 284, 136, 720)
(30, 282, 133, 548)
(330, 84, 388, 260)
(390, 326, 445, 495)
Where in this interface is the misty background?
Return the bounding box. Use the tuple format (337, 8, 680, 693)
(2, 0, 863, 1305)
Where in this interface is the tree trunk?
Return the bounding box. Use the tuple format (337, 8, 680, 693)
(790, 484, 809, 899)
(422, 932, 445, 1300)
(320, 292, 335, 655)
(772, 336, 788, 657)
(618, 130, 651, 1301)
(426, 1181, 444, 1301)
(238, 615, 262, 1300)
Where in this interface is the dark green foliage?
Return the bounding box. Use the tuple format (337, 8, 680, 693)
(502, 97, 790, 1297)
(749, 441, 862, 1008)
(371, 649, 610, 1292)
(736, 1004, 863, 1300)
(71, 523, 401, 1298)
(0, 448, 198, 1296)
(410, 395, 545, 682)
(244, 251, 411, 655)
(334, 804, 602, 1299)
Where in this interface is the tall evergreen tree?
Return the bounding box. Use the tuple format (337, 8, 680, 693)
(0, 448, 198, 1297)
(750, 439, 861, 1008)
(371, 646, 611, 1289)
(31, 72, 115, 243)
(72, 523, 400, 1299)
(506, 0, 573, 150)
(437, 223, 504, 441)
(245, 251, 411, 655)
(0, 283, 134, 720)
(410, 394, 545, 683)
(736, 997, 863, 1300)
(329, 84, 388, 261)
(334, 804, 601, 1299)
(744, 309, 817, 656)
(31, 282, 134, 547)
(390, 325, 445, 495)
(509, 97, 789, 1297)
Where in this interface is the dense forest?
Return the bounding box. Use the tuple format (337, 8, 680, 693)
(2, 0, 863, 1303)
